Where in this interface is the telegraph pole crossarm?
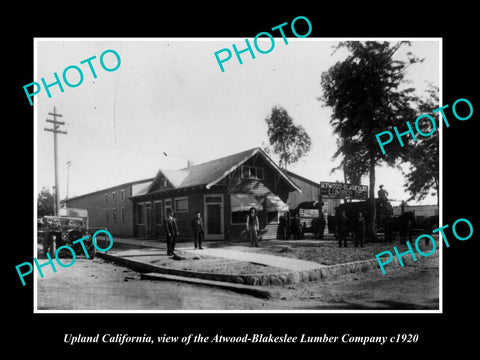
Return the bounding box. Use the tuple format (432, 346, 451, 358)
(46, 119, 65, 125)
(44, 127, 67, 134)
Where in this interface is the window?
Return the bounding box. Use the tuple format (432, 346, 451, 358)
(164, 199, 172, 216)
(174, 197, 188, 212)
(241, 165, 264, 180)
(121, 189, 125, 201)
(231, 211, 249, 225)
(136, 203, 145, 224)
(112, 191, 116, 202)
(112, 208, 117, 222)
(159, 177, 169, 188)
(154, 201, 163, 225)
(105, 193, 108, 203)
(104, 209, 108, 223)
(121, 207, 126, 222)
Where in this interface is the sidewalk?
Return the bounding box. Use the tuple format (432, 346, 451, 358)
(110, 237, 326, 271)
(181, 248, 324, 272)
(98, 236, 398, 287)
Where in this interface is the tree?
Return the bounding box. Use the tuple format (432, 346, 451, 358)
(320, 41, 422, 240)
(403, 85, 439, 205)
(264, 106, 312, 170)
(38, 187, 55, 217)
(330, 138, 369, 186)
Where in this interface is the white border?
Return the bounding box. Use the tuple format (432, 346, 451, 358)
(33, 37, 443, 314)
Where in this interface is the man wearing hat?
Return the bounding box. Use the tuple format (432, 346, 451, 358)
(378, 184, 389, 207)
(165, 210, 179, 256)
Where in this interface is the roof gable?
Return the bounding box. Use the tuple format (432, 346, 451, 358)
(148, 168, 189, 193)
(142, 147, 301, 195)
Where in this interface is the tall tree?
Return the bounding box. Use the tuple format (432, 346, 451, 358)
(265, 106, 312, 170)
(403, 85, 439, 205)
(330, 138, 369, 185)
(38, 187, 55, 217)
(320, 41, 422, 240)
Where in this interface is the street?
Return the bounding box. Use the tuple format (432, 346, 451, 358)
(36, 254, 439, 311)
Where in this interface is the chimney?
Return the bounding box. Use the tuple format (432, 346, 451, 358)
(187, 160, 194, 168)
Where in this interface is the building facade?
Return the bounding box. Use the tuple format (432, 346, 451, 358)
(131, 148, 300, 241)
(64, 148, 352, 242)
(63, 178, 153, 237)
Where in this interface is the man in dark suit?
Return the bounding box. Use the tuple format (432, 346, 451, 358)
(191, 211, 204, 249)
(165, 210, 179, 256)
(336, 210, 348, 247)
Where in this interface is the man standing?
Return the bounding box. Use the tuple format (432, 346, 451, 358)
(191, 211, 204, 250)
(165, 210, 179, 256)
(291, 214, 302, 240)
(354, 212, 365, 247)
(336, 210, 348, 247)
(378, 185, 389, 207)
(283, 212, 291, 240)
(246, 207, 259, 247)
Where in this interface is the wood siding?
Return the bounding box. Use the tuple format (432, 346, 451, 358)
(286, 172, 322, 210)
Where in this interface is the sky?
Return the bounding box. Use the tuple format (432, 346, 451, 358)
(35, 38, 440, 206)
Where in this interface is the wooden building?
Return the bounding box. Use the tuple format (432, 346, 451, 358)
(63, 178, 153, 237)
(286, 171, 322, 209)
(131, 147, 301, 241)
(64, 148, 352, 242)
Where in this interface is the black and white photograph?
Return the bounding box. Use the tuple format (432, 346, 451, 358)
(33, 38, 440, 312)
(7, 6, 478, 354)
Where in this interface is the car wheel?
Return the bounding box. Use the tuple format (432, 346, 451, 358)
(88, 245, 96, 259)
(43, 234, 50, 256)
(50, 234, 57, 257)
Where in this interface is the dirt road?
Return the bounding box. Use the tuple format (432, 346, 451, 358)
(36, 254, 438, 311)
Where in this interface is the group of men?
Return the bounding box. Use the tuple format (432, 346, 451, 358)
(278, 212, 302, 240)
(165, 183, 388, 254)
(165, 207, 263, 256)
(335, 185, 389, 248)
(278, 212, 327, 240)
(335, 210, 366, 248)
(164, 210, 204, 256)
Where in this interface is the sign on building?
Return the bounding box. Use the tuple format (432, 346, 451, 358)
(319, 182, 368, 200)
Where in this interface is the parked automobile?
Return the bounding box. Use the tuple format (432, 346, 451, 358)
(38, 215, 96, 258)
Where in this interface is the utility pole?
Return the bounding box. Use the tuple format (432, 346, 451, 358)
(44, 106, 67, 216)
(66, 160, 71, 200)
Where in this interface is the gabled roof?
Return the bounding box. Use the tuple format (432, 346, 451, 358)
(63, 177, 154, 203)
(286, 170, 321, 189)
(131, 180, 154, 197)
(142, 147, 301, 195)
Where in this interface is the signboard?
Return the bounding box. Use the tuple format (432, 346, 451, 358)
(299, 208, 320, 218)
(320, 182, 368, 200)
(298, 208, 320, 231)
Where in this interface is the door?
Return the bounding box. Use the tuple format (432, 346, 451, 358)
(154, 200, 163, 236)
(164, 198, 172, 216)
(145, 202, 153, 236)
(204, 194, 224, 240)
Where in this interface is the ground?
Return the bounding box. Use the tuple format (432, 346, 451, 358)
(36, 240, 439, 310)
(94, 237, 437, 276)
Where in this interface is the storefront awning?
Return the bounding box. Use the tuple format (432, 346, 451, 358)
(266, 194, 289, 212)
(230, 194, 263, 212)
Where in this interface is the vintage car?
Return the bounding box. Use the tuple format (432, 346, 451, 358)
(38, 215, 97, 258)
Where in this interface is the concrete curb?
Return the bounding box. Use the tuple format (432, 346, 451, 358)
(140, 272, 272, 299)
(97, 252, 294, 286)
(98, 248, 438, 287)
